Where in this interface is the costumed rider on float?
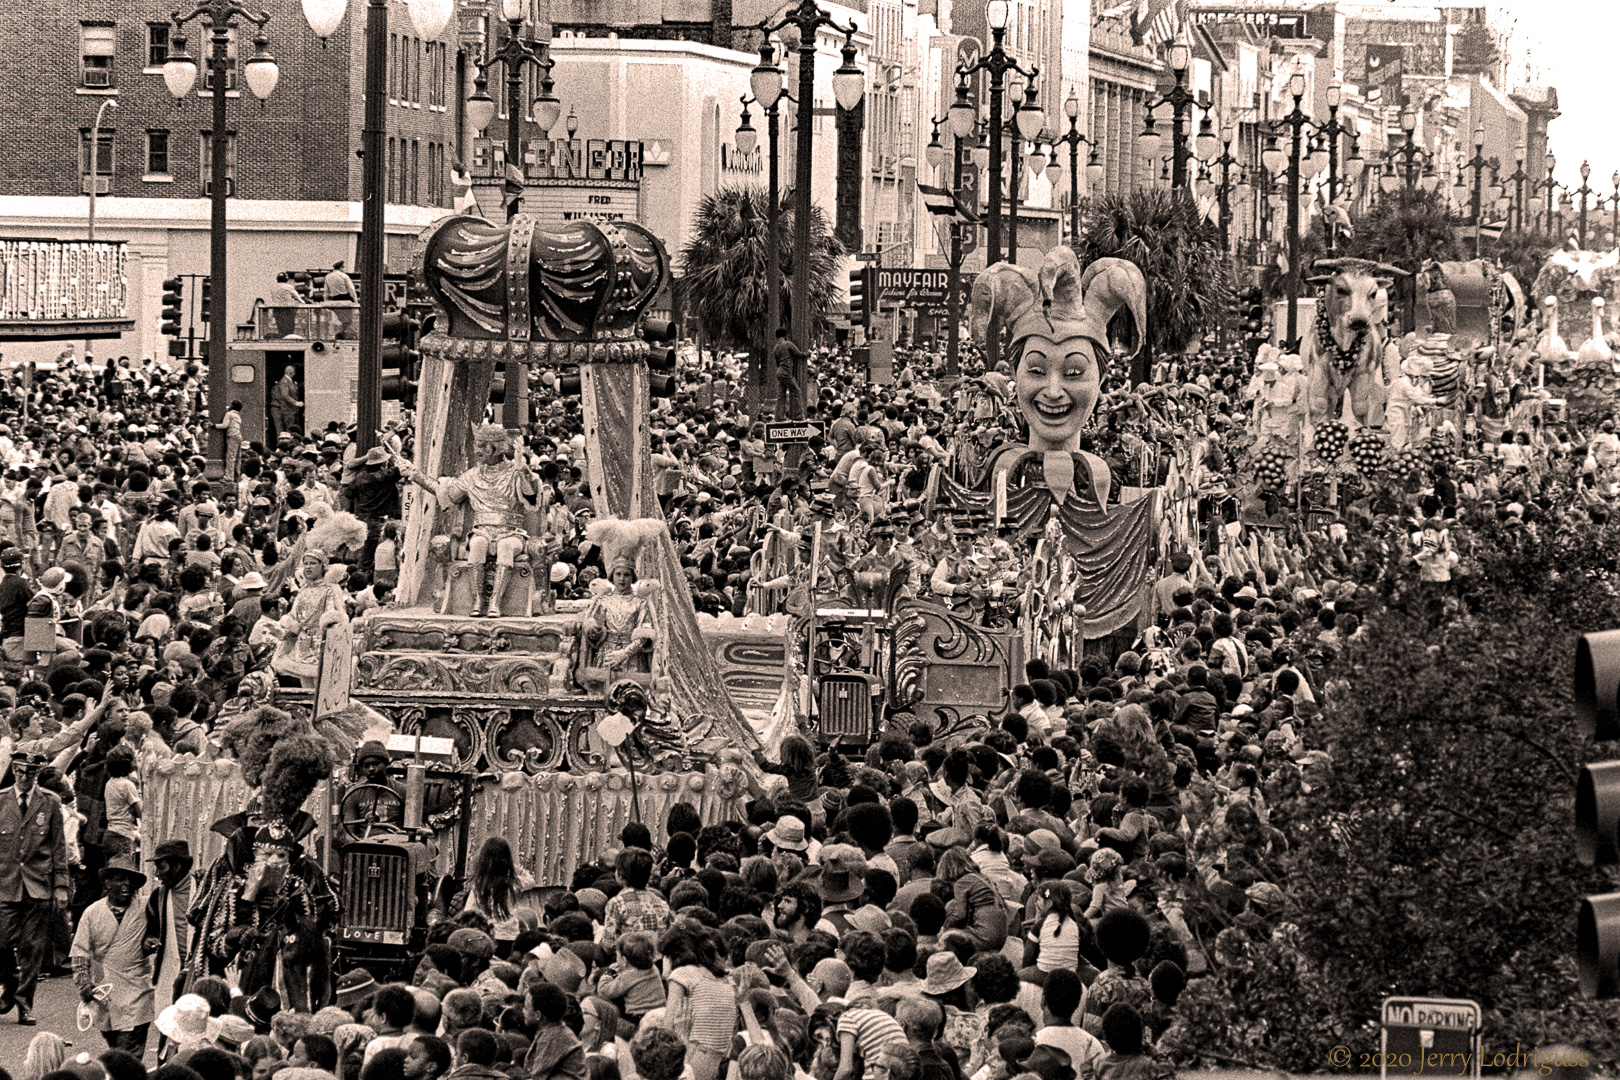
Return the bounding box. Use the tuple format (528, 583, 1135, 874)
(398, 424, 539, 617)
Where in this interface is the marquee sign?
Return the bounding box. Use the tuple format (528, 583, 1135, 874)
(523, 185, 641, 224)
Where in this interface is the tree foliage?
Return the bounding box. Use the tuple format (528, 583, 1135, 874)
(1180, 520, 1620, 1068)
(678, 186, 844, 351)
(1341, 189, 1461, 272)
(1452, 22, 1500, 77)
(1493, 228, 1560, 295)
(1074, 188, 1233, 385)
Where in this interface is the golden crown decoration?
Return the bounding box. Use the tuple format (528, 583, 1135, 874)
(416, 213, 669, 364)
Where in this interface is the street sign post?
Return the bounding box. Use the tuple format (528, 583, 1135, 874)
(1379, 997, 1480, 1080)
(765, 421, 825, 444)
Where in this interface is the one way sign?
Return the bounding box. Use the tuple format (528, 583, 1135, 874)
(765, 421, 825, 444)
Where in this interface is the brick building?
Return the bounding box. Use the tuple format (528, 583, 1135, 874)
(0, 0, 472, 364)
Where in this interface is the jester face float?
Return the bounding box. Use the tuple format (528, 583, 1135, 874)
(972, 248, 1147, 458)
(1015, 334, 1102, 451)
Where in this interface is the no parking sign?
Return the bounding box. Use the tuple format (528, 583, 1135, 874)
(1380, 997, 1480, 1079)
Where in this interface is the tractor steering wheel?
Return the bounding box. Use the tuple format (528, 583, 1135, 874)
(338, 783, 407, 840)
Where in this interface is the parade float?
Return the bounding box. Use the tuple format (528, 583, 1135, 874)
(145, 216, 760, 951)
(763, 246, 1158, 753)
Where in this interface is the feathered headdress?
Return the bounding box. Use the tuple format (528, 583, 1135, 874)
(260, 733, 337, 823)
(216, 705, 314, 788)
(265, 503, 370, 594)
(584, 517, 666, 574)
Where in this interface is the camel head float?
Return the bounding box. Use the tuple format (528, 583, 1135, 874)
(969, 247, 1147, 453)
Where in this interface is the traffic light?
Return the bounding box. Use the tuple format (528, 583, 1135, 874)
(1574, 630, 1620, 998)
(1239, 287, 1265, 336)
(849, 268, 868, 328)
(160, 278, 184, 336)
(642, 316, 678, 397)
(380, 310, 420, 407)
(200, 276, 212, 323)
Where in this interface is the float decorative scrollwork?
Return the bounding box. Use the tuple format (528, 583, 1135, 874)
(487, 709, 566, 773)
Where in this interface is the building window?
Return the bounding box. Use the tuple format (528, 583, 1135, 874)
(388, 137, 397, 202)
(389, 34, 398, 100)
(429, 43, 445, 108)
(145, 130, 170, 176)
(79, 129, 114, 190)
(146, 23, 169, 68)
(410, 139, 420, 203)
(200, 131, 238, 193)
(81, 23, 116, 89)
(413, 38, 422, 103)
(428, 142, 440, 204)
(202, 27, 238, 92)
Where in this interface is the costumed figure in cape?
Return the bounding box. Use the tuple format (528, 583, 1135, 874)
(186, 712, 338, 1011)
(270, 547, 355, 688)
(573, 519, 664, 694)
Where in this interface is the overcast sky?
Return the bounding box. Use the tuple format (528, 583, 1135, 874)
(1502, 0, 1620, 191)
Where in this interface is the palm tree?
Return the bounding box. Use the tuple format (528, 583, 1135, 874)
(679, 186, 845, 403)
(1073, 188, 1232, 387)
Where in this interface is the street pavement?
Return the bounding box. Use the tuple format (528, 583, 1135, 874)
(0, 972, 160, 1068)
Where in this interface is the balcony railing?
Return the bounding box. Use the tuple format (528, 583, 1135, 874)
(246, 303, 360, 342)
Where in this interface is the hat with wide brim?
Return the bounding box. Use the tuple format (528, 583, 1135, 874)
(157, 994, 222, 1043)
(765, 815, 809, 851)
(102, 854, 147, 888)
(921, 951, 976, 995)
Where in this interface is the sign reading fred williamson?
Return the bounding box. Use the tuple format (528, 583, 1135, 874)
(509, 136, 646, 223)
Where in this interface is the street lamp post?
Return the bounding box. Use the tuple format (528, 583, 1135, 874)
(1462, 126, 1488, 259)
(164, 0, 278, 476)
(1574, 159, 1596, 248)
(1273, 72, 1309, 345)
(739, 40, 787, 409)
(958, 0, 1041, 364)
(1141, 43, 1194, 188)
(85, 96, 116, 363)
(959, 0, 1042, 274)
(1540, 153, 1562, 235)
(1318, 85, 1349, 254)
(1611, 170, 1620, 248)
(927, 114, 968, 375)
(467, 0, 561, 430)
(296, 0, 454, 455)
(1209, 125, 1240, 255)
(1055, 92, 1092, 245)
(1504, 145, 1529, 235)
(762, 0, 863, 416)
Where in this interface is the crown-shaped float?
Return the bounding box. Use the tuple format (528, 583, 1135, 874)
(417, 214, 668, 350)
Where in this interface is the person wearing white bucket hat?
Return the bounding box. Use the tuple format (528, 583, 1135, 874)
(156, 993, 222, 1059)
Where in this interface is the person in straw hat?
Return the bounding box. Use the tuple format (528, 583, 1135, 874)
(156, 993, 222, 1060)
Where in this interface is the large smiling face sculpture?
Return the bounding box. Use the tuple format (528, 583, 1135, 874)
(971, 247, 1147, 453)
